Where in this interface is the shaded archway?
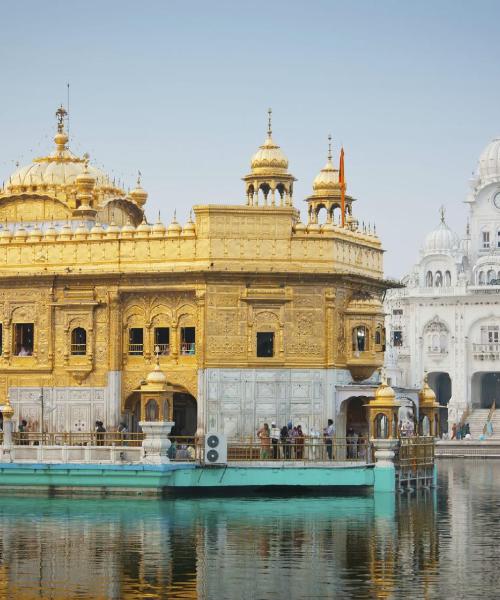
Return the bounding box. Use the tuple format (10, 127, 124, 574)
(472, 372, 500, 409)
(345, 397, 369, 438)
(171, 392, 197, 436)
(428, 372, 451, 434)
(123, 391, 141, 432)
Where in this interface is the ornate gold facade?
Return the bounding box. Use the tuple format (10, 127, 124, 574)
(0, 108, 389, 435)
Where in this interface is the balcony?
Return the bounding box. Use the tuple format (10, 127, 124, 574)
(346, 350, 383, 381)
(426, 346, 448, 356)
(128, 343, 144, 356)
(155, 343, 170, 356)
(472, 343, 500, 360)
(180, 342, 196, 356)
(70, 343, 87, 356)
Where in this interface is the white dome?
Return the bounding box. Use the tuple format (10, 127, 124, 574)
(423, 217, 459, 254)
(476, 138, 500, 187)
(251, 135, 289, 172)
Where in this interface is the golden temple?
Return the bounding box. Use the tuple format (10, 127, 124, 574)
(0, 106, 388, 436)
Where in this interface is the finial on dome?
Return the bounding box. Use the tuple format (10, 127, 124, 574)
(439, 205, 445, 223)
(189, 209, 193, 222)
(327, 134, 332, 162)
(56, 105, 67, 134)
(137, 170, 142, 186)
(267, 108, 272, 137)
(173, 209, 178, 222)
(157, 210, 161, 223)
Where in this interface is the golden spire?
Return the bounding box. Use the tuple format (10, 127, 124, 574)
(55, 105, 68, 134)
(327, 134, 332, 162)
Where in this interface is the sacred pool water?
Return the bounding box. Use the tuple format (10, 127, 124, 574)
(0, 460, 495, 599)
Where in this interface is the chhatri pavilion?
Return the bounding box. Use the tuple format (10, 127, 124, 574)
(0, 106, 389, 437)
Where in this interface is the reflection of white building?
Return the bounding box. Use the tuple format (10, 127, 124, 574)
(385, 138, 500, 433)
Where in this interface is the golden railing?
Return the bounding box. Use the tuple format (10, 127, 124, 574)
(395, 436, 435, 470)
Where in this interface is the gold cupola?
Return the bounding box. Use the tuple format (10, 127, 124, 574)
(242, 109, 296, 208)
(366, 374, 400, 439)
(0, 106, 133, 221)
(306, 135, 354, 226)
(418, 374, 440, 437)
(130, 172, 148, 208)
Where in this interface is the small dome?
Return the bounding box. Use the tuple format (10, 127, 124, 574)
(0, 226, 11, 240)
(146, 363, 167, 386)
(152, 215, 166, 235)
(58, 222, 73, 239)
(89, 222, 104, 237)
(130, 172, 148, 207)
(423, 211, 459, 254)
(13, 225, 27, 239)
(476, 138, 500, 186)
(321, 222, 335, 232)
(106, 222, 120, 236)
(419, 376, 437, 406)
(313, 159, 340, 192)
(74, 222, 88, 238)
(307, 222, 321, 232)
(167, 212, 182, 235)
(373, 379, 398, 405)
(121, 219, 136, 235)
(44, 223, 57, 238)
(182, 212, 196, 236)
(251, 135, 289, 172)
(136, 218, 152, 235)
(294, 220, 306, 232)
(29, 224, 43, 239)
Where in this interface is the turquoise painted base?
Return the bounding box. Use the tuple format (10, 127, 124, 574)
(0, 463, 376, 495)
(373, 466, 396, 493)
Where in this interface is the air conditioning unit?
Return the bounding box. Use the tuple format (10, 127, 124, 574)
(204, 432, 227, 465)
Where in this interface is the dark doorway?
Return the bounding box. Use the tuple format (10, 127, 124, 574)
(345, 397, 369, 437)
(172, 393, 197, 436)
(480, 373, 500, 409)
(428, 372, 451, 435)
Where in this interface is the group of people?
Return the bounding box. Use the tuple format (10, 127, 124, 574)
(346, 427, 366, 459)
(256, 419, 336, 460)
(450, 422, 472, 440)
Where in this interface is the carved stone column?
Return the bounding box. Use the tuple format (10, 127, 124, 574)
(195, 290, 206, 365)
(325, 291, 335, 367)
(140, 421, 174, 464)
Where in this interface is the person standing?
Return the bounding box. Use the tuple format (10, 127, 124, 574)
(256, 423, 271, 459)
(280, 425, 289, 459)
(324, 419, 334, 460)
(296, 425, 305, 460)
(270, 422, 280, 459)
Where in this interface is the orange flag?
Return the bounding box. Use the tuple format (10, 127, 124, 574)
(339, 147, 345, 227)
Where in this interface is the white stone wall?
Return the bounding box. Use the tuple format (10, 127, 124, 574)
(8, 372, 122, 432)
(198, 368, 352, 437)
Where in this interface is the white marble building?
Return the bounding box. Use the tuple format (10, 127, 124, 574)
(385, 137, 500, 432)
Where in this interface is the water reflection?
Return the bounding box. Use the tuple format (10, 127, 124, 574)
(0, 462, 497, 599)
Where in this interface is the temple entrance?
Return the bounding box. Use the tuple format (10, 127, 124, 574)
(172, 392, 197, 436)
(428, 372, 451, 434)
(344, 397, 369, 438)
(472, 372, 500, 409)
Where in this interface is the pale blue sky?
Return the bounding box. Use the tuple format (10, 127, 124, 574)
(1, 0, 499, 277)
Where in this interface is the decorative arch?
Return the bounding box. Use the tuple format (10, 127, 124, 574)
(424, 317, 449, 353)
(426, 271, 433, 287)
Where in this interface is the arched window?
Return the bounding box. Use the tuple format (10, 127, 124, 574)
(352, 326, 368, 352)
(488, 269, 496, 284)
(426, 271, 433, 287)
(479, 271, 485, 285)
(375, 413, 389, 438)
(71, 327, 87, 355)
(435, 271, 443, 287)
(145, 399, 159, 421)
(445, 271, 452, 287)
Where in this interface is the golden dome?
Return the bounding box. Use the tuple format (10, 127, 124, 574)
(29, 224, 43, 239)
(250, 109, 289, 174)
(130, 172, 148, 207)
(1, 396, 14, 420)
(13, 224, 27, 239)
(419, 375, 438, 406)
(373, 378, 398, 406)
(294, 220, 306, 232)
(1, 106, 127, 207)
(152, 213, 166, 235)
(167, 211, 182, 235)
(182, 212, 196, 236)
(136, 217, 152, 235)
(312, 137, 340, 193)
(121, 219, 136, 237)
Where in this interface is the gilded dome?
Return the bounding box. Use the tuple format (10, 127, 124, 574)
(1, 106, 127, 207)
(146, 364, 168, 386)
(372, 379, 399, 406)
(419, 376, 438, 406)
(312, 138, 340, 194)
(251, 135, 289, 173)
